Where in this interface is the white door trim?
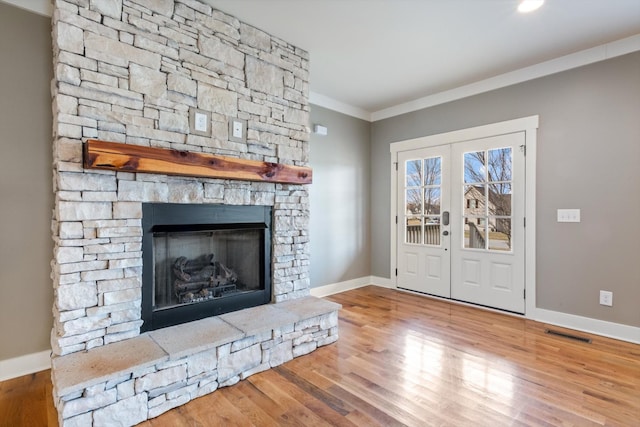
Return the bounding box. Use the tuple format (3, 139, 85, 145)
(390, 116, 538, 317)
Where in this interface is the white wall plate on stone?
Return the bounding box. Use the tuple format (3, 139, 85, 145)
(229, 118, 247, 143)
(189, 108, 211, 137)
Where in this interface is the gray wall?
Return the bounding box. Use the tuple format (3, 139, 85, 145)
(371, 52, 640, 327)
(1, 0, 637, 363)
(0, 3, 53, 360)
(309, 105, 371, 287)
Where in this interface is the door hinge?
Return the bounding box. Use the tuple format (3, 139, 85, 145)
(524, 217, 526, 227)
(524, 289, 526, 299)
(520, 144, 526, 155)
(395, 268, 398, 276)
(395, 162, 398, 171)
(395, 215, 398, 224)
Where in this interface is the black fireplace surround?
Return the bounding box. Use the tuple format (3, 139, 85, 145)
(141, 203, 272, 332)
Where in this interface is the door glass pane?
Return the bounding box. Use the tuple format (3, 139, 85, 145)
(488, 183, 511, 216)
(464, 151, 485, 184)
(424, 217, 441, 245)
(488, 148, 512, 182)
(489, 218, 511, 251)
(404, 155, 442, 247)
(406, 217, 422, 244)
(424, 157, 441, 185)
(424, 187, 441, 214)
(464, 185, 485, 216)
(406, 160, 422, 187)
(462, 185, 487, 216)
(463, 148, 513, 253)
(464, 218, 486, 249)
(406, 189, 422, 215)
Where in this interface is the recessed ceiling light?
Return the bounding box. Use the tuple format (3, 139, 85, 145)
(518, 0, 544, 13)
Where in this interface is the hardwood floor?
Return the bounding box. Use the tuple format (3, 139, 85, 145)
(1, 286, 639, 426)
(0, 368, 56, 427)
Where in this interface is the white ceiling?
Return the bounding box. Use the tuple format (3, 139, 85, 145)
(6, 0, 640, 120)
(206, 0, 640, 119)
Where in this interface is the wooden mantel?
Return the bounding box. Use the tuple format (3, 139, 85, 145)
(83, 139, 312, 185)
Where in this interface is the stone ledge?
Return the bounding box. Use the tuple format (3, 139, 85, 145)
(276, 295, 341, 320)
(52, 297, 341, 426)
(52, 335, 167, 398)
(149, 316, 244, 361)
(218, 302, 299, 335)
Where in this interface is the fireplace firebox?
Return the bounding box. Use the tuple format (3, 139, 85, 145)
(141, 203, 272, 332)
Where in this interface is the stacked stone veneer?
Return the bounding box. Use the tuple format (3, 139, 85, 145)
(51, 0, 311, 355)
(52, 298, 340, 426)
(49, 0, 335, 425)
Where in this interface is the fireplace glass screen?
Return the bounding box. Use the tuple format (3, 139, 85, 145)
(153, 227, 263, 310)
(141, 203, 272, 332)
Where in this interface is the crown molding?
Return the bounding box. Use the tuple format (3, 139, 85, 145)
(314, 34, 640, 122)
(0, 0, 52, 16)
(370, 33, 640, 121)
(309, 92, 371, 122)
(4, 1, 638, 124)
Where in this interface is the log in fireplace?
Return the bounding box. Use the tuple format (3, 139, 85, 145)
(141, 203, 272, 332)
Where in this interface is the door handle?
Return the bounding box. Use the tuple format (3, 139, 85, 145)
(442, 230, 449, 236)
(442, 211, 450, 226)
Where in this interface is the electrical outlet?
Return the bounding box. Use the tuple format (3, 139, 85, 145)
(599, 290, 613, 307)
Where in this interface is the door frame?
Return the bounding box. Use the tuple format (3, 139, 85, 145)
(390, 116, 538, 316)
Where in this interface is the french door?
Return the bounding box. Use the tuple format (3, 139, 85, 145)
(396, 132, 526, 313)
(397, 145, 451, 298)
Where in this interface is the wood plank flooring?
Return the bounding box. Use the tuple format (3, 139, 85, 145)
(1, 286, 639, 426)
(0, 368, 56, 427)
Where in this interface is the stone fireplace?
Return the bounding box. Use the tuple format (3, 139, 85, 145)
(49, 1, 340, 425)
(141, 203, 273, 331)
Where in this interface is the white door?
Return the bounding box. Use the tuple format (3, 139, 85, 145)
(397, 146, 451, 298)
(396, 132, 526, 313)
(450, 133, 525, 313)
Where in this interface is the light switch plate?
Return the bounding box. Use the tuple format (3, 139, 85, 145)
(232, 120, 243, 138)
(194, 112, 208, 132)
(189, 108, 211, 137)
(229, 118, 247, 143)
(557, 209, 580, 222)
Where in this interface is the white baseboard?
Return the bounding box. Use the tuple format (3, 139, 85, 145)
(0, 350, 51, 382)
(310, 276, 372, 298)
(533, 308, 640, 345)
(0, 278, 383, 382)
(311, 277, 640, 345)
(310, 275, 396, 298)
(3, 287, 636, 384)
(369, 276, 395, 288)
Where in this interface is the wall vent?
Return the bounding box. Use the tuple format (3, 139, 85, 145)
(544, 328, 592, 343)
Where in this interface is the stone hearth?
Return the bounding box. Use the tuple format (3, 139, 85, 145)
(52, 297, 339, 426)
(49, 1, 338, 425)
